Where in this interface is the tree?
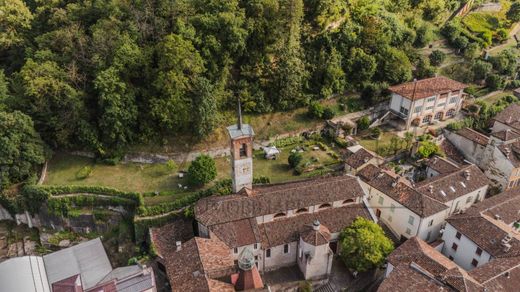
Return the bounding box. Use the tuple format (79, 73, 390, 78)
(94, 67, 137, 153)
(288, 152, 303, 168)
(377, 47, 412, 84)
(320, 48, 346, 98)
(414, 23, 433, 48)
(322, 107, 335, 120)
(490, 50, 517, 75)
(415, 57, 436, 79)
(188, 155, 217, 186)
(486, 74, 505, 91)
(345, 48, 377, 87)
(463, 43, 481, 60)
(357, 116, 370, 131)
(13, 59, 85, 148)
(307, 102, 324, 118)
(192, 77, 218, 139)
(0, 70, 8, 109)
(471, 60, 492, 81)
(339, 217, 394, 272)
(151, 34, 204, 132)
(507, 2, 520, 22)
(0, 111, 46, 190)
(417, 141, 441, 158)
(429, 50, 446, 67)
(404, 132, 414, 150)
(0, 0, 33, 48)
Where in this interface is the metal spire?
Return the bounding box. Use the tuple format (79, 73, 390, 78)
(237, 97, 243, 130)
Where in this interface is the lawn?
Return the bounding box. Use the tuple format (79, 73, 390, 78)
(462, 0, 513, 44)
(46, 142, 341, 203)
(44, 153, 190, 193)
(479, 90, 514, 104)
(358, 132, 401, 155)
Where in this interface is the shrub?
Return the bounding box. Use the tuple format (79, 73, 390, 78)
(417, 141, 441, 158)
(188, 155, 217, 186)
(307, 102, 324, 118)
(165, 160, 177, 172)
(357, 116, 370, 131)
(429, 50, 446, 66)
(322, 107, 335, 119)
(272, 136, 302, 148)
(288, 152, 303, 168)
(253, 176, 271, 184)
(75, 166, 92, 180)
(486, 74, 505, 91)
(370, 127, 382, 139)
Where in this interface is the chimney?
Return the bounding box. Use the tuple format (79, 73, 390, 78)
(176, 241, 182, 251)
(313, 220, 320, 231)
(495, 214, 501, 221)
(464, 170, 471, 181)
(505, 148, 511, 158)
(429, 185, 434, 194)
(508, 116, 513, 124)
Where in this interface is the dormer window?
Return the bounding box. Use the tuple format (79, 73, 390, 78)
(273, 212, 286, 219)
(318, 203, 331, 209)
(295, 208, 308, 214)
(343, 199, 354, 205)
(240, 143, 247, 157)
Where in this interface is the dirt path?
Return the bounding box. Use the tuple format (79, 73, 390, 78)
(488, 23, 520, 54)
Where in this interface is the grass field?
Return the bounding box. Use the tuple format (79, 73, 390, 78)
(462, 0, 512, 44)
(358, 132, 400, 155)
(479, 90, 514, 104)
(46, 143, 341, 202)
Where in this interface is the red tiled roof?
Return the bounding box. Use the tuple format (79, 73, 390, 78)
(235, 267, 264, 291)
(259, 204, 370, 248)
(300, 222, 331, 246)
(490, 129, 520, 141)
(345, 148, 375, 169)
(210, 218, 262, 248)
(427, 156, 461, 175)
(195, 175, 364, 226)
(493, 104, 520, 131)
(455, 128, 489, 146)
(388, 76, 467, 100)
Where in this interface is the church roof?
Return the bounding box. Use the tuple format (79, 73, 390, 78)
(227, 124, 254, 139)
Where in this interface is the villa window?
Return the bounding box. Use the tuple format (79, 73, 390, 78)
(415, 106, 422, 113)
(456, 232, 462, 240)
(254, 243, 258, 249)
(378, 196, 384, 205)
(234, 248, 238, 254)
(428, 219, 433, 227)
(425, 106, 434, 111)
(426, 231, 432, 241)
(318, 203, 331, 209)
(476, 247, 483, 256)
(452, 243, 458, 251)
(427, 97, 436, 103)
(266, 249, 271, 258)
(434, 112, 443, 120)
(471, 259, 479, 267)
(422, 115, 432, 124)
(284, 244, 290, 254)
(400, 106, 409, 115)
(408, 215, 415, 225)
(446, 109, 455, 117)
(449, 255, 454, 261)
(390, 204, 395, 213)
(405, 228, 412, 235)
(466, 196, 472, 203)
(437, 103, 446, 108)
(449, 96, 458, 104)
(274, 212, 286, 219)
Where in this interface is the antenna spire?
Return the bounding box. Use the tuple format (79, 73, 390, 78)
(237, 97, 243, 130)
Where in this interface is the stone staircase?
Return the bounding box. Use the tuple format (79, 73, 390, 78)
(314, 282, 336, 292)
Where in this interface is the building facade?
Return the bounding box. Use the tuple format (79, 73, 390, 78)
(388, 76, 467, 129)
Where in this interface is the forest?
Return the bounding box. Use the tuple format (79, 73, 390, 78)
(1, 0, 468, 189)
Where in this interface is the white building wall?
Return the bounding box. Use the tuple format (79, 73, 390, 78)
(441, 223, 492, 270)
(263, 242, 298, 271)
(390, 94, 404, 113)
(444, 131, 487, 166)
(297, 239, 333, 280)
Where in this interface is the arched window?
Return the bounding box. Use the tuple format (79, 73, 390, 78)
(318, 203, 332, 209)
(422, 115, 432, 124)
(273, 212, 286, 219)
(434, 111, 443, 121)
(446, 109, 456, 118)
(240, 143, 247, 157)
(343, 199, 355, 205)
(295, 208, 308, 214)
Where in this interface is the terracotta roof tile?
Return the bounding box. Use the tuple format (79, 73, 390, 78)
(427, 156, 461, 175)
(388, 76, 467, 100)
(416, 165, 490, 203)
(345, 148, 375, 169)
(498, 141, 520, 167)
(300, 222, 331, 246)
(378, 264, 455, 292)
(210, 218, 261, 248)
(440, 139, 466, 164)
(359, 167, 448, 217)
(455, 128, 489, 146)
(259, 204, 370, 248)
(195, 175, 365, 226)
(490, 129, 520, 141)
(493, 104, 520, 131)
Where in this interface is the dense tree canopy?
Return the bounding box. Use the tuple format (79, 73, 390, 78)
(0, 0, 463, 159)
(0, 110, 46, 190)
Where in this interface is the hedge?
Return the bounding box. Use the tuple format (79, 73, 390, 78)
(20, 185, 143, 215)
(138, 179, 232, 217)
(47, 195, 136, 217)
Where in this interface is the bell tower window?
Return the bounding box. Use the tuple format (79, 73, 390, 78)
(240, 143, 247, 158)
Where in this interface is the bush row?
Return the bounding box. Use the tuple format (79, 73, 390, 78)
(138, 179, 232, 217)
(47, 195, 136, 217)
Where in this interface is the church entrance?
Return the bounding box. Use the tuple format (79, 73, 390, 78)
(329, 241, 338, 254)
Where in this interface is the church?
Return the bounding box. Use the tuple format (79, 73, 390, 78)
(151, 104, 373, 291)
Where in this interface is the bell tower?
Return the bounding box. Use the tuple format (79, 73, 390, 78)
(227, 99, 254, 193)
